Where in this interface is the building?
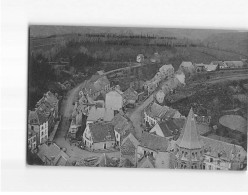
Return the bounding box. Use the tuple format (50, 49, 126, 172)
(161, 77, 180, 95)
(179, 61, 195, 77)
(137, 132, 170, 160)
(86, 106, 114, 124)
(120, 133, 140, 168)
(144, 78, 160, 95)
(159, 64, 174, 79)
(28, 128, 37, 153)
(137, 156, 155, 168)
(210, 61, 226, 69)
(83, 74, 110, 100)
(149, 119, 180, 140)
(155, 90, 165, 104)
(94, 153, 119, 167)
(37, 143, 70, 166)
(155, 151, 174, 169)
(35, 91, 59, 133)
(123, 87, 138, 106)
(194, 63, 207, 73)
(175, 70, 186, 85)
(82, 122, 115, 151)
(204, 64, 218, 72)
(28, 110, 48, 145)
(144, 101, 183, 127)
(174, 108, 205, 169)
(201, 136, 247, 170)
(105, 90, 123, 111)
(112, 113, 134, 146)
(136, 54, 144, 63)
(173, 108, 247, 170)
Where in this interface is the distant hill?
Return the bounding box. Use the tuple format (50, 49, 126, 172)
(203, 32, 248, 56)
(29, 25, 235, 40)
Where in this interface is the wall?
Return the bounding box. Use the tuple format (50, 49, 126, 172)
(105, 91, 123, 110)
(92, 140, 115, 150)
(137, 145, 157, 160)
(204, 155, 230, 170)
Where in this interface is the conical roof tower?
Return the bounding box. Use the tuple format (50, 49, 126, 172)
(176, 108, 203, 149)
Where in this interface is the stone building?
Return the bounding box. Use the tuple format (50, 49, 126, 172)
(174, 108, 205, 169)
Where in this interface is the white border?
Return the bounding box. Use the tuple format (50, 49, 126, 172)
(1, 0, 248, 192)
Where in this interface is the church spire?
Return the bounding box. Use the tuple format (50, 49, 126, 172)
(176, 108, 203, 149)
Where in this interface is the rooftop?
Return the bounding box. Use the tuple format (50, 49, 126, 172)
(137, 155, 155, 168)
(201, 136, 246, 162)
(89, 122, 115, 143)
(94, 153, 118, 167)
(37, 143, 69, 165)
(139, 132, 170, 152)
(28, 110, 48, 125)
(150, 119, 179, 137)
(176, 108, 204, 150)
(145, 101, 170, 119)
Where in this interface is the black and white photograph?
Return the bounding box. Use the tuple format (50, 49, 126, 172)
(27, 25, 247, 170)
(2, 0, 248, 192)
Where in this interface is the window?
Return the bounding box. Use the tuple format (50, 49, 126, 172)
(210, 158, 213, 163)
(31, 126, 34, 130)
(151, 152, 153, 156)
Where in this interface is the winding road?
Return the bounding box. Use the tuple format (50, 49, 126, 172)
(53, 81, 119, 163)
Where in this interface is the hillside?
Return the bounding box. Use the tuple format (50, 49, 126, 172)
(203, 32, 248, 56)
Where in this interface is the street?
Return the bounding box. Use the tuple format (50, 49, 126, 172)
(128, 94, 154, 139)
(53, 81, 120, 164)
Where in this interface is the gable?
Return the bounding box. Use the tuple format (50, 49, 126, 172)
(150, 123, 165, 137)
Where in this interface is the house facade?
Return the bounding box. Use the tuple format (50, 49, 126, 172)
(155, 90, 165, 104)
(28, 110, 48, 145)
(137, 132, 170, 161)
(82, 122, 115, 151)
(28, 128, 37, 153)
(120, 133, 139, 168)
(123, 87, 138, 106)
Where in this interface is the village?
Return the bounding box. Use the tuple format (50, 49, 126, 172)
(27, 53, 248, 170)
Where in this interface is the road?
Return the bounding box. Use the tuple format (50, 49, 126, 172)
(53, 81, 120, 164)
(128, 94, 154, 139)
